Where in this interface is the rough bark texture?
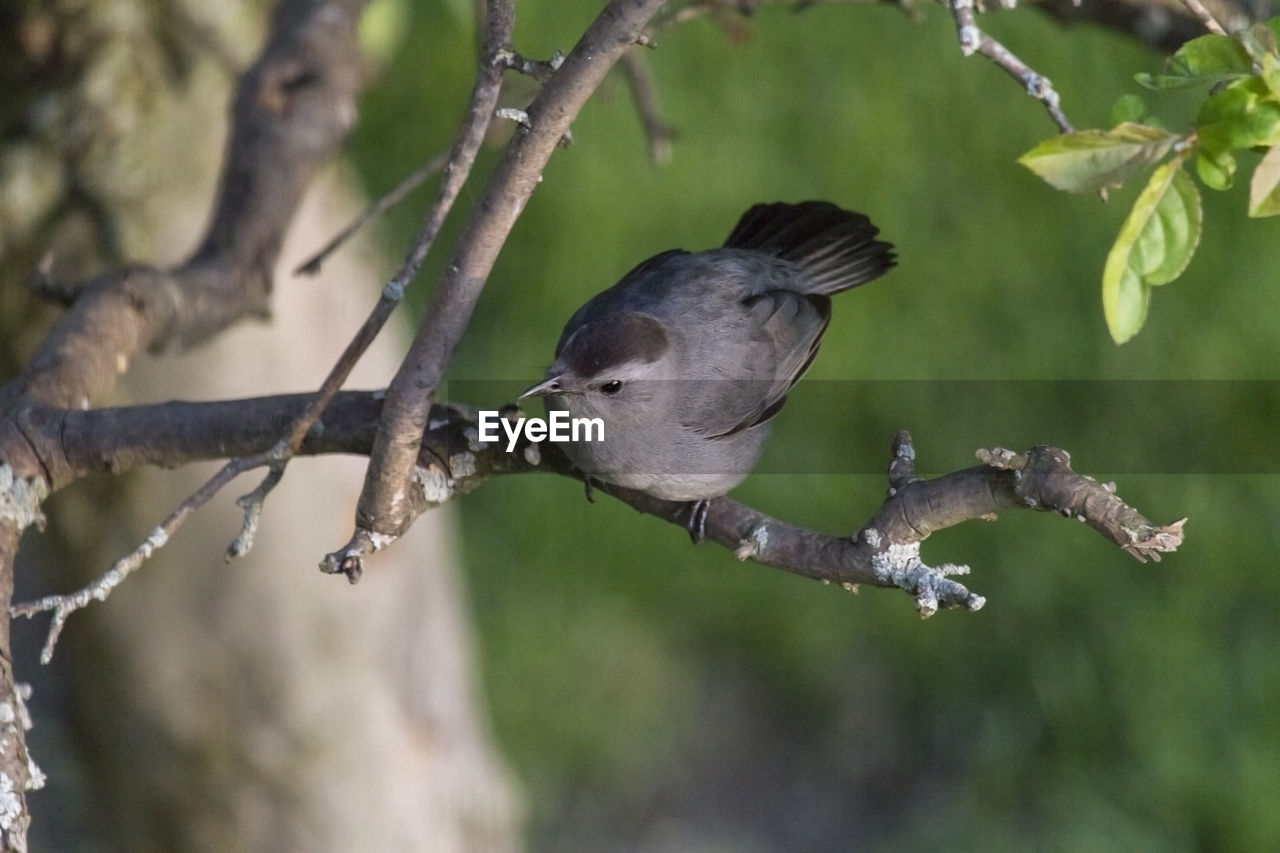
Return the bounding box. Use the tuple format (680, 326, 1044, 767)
(0, 521, 33, 850)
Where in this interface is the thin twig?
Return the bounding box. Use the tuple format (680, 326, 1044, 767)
(227, 461, 285, 559)
(619, 49, 675, 164)
(11, 452, 271, 663)
(948, 0, 1075, 134)
(294, 152, 449, 276)
(1178, 0, 1229, 35)
(497, 47, 565, 83)
(494, 107, 532, 129)
(495, 108, 574, 146)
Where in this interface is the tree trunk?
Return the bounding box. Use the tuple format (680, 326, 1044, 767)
(3, 3, 522, 849)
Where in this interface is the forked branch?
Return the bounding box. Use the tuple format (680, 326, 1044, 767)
(331, 0, 670, 576)
(11, 393, 1185, 657)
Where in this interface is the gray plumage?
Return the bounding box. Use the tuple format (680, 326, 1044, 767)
(523, 201, 895, 502)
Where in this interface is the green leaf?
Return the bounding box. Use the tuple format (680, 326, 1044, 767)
(1103, 266, 1151, 346)
(1103, 162, 1203, 343)
(1196, 147, 1237, 190)
(1248, 144, 1280, 216)
(1142, 168, 1202, 285)
(1109, 94, 1148, 127)
(1019, 124, 1179, 193)
(1196, 78, 1280, 153)
(1174, 33, 1253, 73)
(1135, 34, 1252, 90)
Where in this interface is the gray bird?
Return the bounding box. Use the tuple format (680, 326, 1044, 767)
(522, 201, 895, 538)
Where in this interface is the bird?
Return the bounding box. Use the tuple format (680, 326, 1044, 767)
(521, 200, 895, 541)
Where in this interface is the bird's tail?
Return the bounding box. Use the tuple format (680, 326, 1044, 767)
(722, 201, 895, 294)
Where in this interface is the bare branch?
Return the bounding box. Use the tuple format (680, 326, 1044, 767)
(1034, 0, 1256, 52)
(0, 522, 42, 852)
(293, 152, 449, 277)
(335, 0, 670, 578)
(620, 49, 675, 164)
(497, 47, 566, 83)
(650, 0, 1260, 52)
(12, 451, 271, 663)
(0, 0, 370, 413)
(566, 433, 1184, 616)
(949, 0, 1075, 134)
(973, 444, 1186, 563)
(1178, 0, 1229, 35)
(227, 462, 286, 560)
(12, 394, 1184, 623)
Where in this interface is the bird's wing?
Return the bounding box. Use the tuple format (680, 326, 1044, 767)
(680, 286, 831, 438)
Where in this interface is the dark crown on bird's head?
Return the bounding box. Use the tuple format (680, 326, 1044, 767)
(560, 313, 669, 379)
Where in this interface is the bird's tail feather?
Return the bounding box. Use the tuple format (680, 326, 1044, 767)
(722, 201, 895, 294)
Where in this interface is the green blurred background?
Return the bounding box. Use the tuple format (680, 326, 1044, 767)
(354, 2, 1280, 849)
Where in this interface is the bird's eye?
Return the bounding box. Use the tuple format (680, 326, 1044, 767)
(599, 380, 623, 395)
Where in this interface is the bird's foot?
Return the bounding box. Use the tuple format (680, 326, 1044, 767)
(685, 499, 710, 545)
(583, 475, 597, 504)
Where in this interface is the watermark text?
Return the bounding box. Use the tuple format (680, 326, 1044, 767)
(478, 410, 604, 452)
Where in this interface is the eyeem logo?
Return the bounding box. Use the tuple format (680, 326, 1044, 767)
(477, 410, 604, 452)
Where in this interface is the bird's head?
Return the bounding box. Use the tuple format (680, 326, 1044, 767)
(521, 312, 673, 425)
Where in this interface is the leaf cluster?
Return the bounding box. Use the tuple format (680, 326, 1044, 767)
(1019, 20, 1280, 343)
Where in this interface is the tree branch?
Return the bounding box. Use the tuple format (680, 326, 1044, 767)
(949, 0, 1075, 134)
(293, 151, 449, 277)
(619, 48, 675, 164)
(0, 0, 369, 413)
(0, 521, 36, 852)
(12, 452, 271, 664)
(10, 392, 1184, 656)
(1176, 0, 1229, 35)
(0, 522, 31, 851)
(1033, 0, 1256, 52)
(651, 0, 1263, 53)
(332, 0, 670, 578)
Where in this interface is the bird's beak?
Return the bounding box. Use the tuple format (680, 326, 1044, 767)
(519, 376, 562, 399)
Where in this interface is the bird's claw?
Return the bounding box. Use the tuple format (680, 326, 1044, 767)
(685, 499, 710, 544)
